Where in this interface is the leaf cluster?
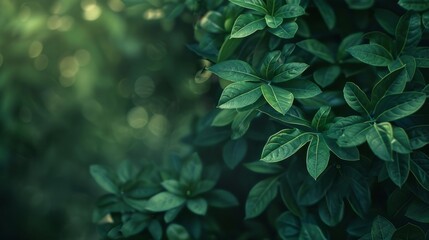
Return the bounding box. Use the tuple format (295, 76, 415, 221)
(92, 0, 429, 239)
(90, 154, 238, 239)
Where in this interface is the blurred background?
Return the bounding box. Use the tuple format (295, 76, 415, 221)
(0, 0, 211, 239)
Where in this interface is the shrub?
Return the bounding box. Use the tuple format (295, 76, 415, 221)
(91, 0, 429, 239)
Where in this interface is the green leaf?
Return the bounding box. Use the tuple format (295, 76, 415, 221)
(398, 0, 429, 11)
(276, 211, 301, 239)
(297, 39, 335, 63)
(206, 189, 239, 208)
(200, 11, 225, 33)
(260, 50, 282, 79)
(259, 105, 313, 130)
(194, 127, 230, 146)
(166, 223, 191, 240)
(272, 62, 309, 83)
(327, 115, 365, 138)
(423, 84, 429, 94)
(313, 0, 335, 29)
(297, 167, 335, 205)
(245, 176, 279, 219)
(217, 36, 243, 62)
(282, 79, 322, 99)
(311, 106, 331, 131)
(405, 199, 429, 223)
(231, 14, 267, 38)
(90, 165, 118, 194)
(245, 161, 285, 173)
(125, 184, 162, 199)
(366, 123, 394, 161)
(364, 31, 394, 52)
(164, 206, 183, 223)
(265, 15, 283, 28)
(375, 9, 399, 35)
(337, 122, 372, 147)
(268, 21, 299, 39)
(345, 0, 374, 9)
(186, 198, 208, 215)
(192, 180, 217, 196)
(347, 44, 393, 66)
(371, 215, 396, 240)
(282, 43, 296, 57)
(306, 135, 330, 180)
(161, 180, 185, 195)
(423, 11, 429, 29)
(275, 4, 306, 18)
(180, 153, 202, 184)
(296, 18, 311, 37)
(410, 151, 429, 191)
(318, 191, 345, 227)
(385, 153, 410, 187)
(387, 55, 417, 81)
(218, 81, 263, 109)
(374, 92, 426, 122)
(323, 135, 360, 161)
(396, 12, 422, 54)
(261, 129, 312, 162)
(392, 127, 412, 154)
(313, 65, 341, 88)
(266, 0, 283, 15)
(387, 188, 413, 218)
(231, 109, 258, 139)
(371, 66, 408, 105)
(223, 138, 247, 169)
(300, 223, 328, 240)
(338, 32, 363, 60)
(343, 82, 371, 116)
(209, 60, 262, 82)
(343, 166, 371, 218)
(148, 220, 163, 240)
(117, 161, 137, 183)
(409, 47, 429, 68)
(407, 125, 429, 149)
(106, 225, 122, 239)
(146, 192, 186, 212)
(192, 179, 216, 196)
(121, 213, 150, 237)
(398, 55, 416, 81)
(392, 223, 426, 240)
(261, 84, 294, 115)
(280, 181, 303, 218)
(229, 0, 267, 14)
(347, 219, 372, 237)
(212, 109, 237, 127)
(94, 195, 132, 221)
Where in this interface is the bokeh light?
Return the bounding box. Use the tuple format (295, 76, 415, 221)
(143, 9, 164, 20)
(34, 54, 49, 70)
(75, 49, 91, 66)
(134, 76, 155, 98)
(28, 41, 43, 58)
(81, 0, 102, 21)
(59, 56, 79, 78)
(127, 106, 149, 129)
(148, 113, 169, 137)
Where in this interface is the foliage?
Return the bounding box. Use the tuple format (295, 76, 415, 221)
(91, 0, 429, 239)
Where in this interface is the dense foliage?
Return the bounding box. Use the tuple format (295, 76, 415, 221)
(90, 0, 429, 239)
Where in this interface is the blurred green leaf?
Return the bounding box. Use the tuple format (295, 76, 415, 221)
(90, 165, 119, 194)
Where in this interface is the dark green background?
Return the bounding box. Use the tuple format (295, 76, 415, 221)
(0, 0, 207, 239)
